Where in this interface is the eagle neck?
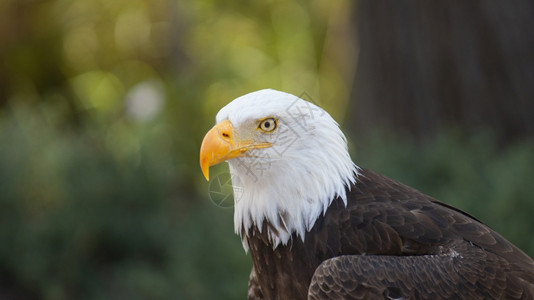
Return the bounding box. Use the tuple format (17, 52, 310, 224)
(230, 153, 358, 251)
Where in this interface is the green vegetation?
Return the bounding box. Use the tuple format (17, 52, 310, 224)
(1, 0, 533, 299)
(0, 109, 250, 299)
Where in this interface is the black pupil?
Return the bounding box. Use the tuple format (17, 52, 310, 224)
(264, 121, 270, 128)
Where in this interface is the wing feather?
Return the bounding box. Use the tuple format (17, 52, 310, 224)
(308, 240, 534, 299)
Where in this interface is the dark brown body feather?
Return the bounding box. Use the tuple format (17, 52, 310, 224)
(245, 169, 534, 299)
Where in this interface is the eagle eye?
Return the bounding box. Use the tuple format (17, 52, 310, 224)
(258, 118, 277, 132)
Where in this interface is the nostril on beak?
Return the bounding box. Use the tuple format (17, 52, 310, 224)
(213, 120, 234, 144)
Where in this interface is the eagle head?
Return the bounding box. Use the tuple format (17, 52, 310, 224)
(200, 89, 357, 249)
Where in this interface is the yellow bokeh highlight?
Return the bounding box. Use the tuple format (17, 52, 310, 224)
(70, 71, 124, 111)
(115, 8, 151, 53)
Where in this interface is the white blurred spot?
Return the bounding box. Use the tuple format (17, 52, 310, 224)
(125, 79, 165, 122)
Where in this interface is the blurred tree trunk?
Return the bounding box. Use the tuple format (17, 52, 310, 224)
(350, 1, 534, 142)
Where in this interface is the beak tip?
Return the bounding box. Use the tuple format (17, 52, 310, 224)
(200, 162, 210, 181)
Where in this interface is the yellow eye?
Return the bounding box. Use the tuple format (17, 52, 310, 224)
(258, 118, 277, 132)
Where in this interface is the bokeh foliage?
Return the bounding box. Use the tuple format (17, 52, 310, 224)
(0, 0, 533, 299)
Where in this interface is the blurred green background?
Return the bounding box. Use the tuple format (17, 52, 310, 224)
(1, 0, 533, 299)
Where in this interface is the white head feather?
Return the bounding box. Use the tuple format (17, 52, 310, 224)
(215, 89, 358, 250)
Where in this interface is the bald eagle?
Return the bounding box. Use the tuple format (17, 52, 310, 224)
(199, 89, 534, 299)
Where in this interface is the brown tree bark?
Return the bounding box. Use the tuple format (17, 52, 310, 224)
(350, 1, 534, 142)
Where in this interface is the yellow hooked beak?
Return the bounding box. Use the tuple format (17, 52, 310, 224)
(199, 120, 271, 181)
